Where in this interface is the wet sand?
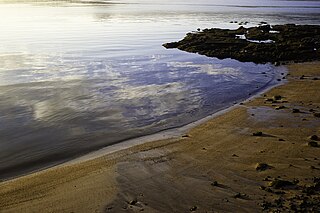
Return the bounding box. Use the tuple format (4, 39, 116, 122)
(0, 62, 319, 212)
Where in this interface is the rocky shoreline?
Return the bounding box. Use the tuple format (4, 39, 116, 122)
(163, 24, 320, 64)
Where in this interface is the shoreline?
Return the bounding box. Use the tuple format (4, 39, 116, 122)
(65, 65, 287, 166)
(0, 63, 286, 182)
(1, 62, 319, 212)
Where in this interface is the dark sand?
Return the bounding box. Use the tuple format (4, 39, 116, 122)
(0, 62, 319, 212)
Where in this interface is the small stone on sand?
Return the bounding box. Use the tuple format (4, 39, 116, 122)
(190, 206, 197, 211)
(256, 163, 271, 171)
(313, 113, 320, 117)
(310, 135, 319, 140)
(211, 181, 218, 186)
(308, 141, 318, 147)
(268, 179, 295, 189)
(253, 132, 263, 136)
(292, 109, 301, 113)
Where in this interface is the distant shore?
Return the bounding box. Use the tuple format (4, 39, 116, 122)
(1, 62, 319, 212)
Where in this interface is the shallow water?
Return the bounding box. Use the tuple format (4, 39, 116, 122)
(0, 0, 319, 180)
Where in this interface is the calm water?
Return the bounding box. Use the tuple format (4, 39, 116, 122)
(0, 0, 319, 180)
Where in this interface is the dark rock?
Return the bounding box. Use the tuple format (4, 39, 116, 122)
(314, 113, 320, 117)
(129, 199, 138, 205)
(310, 135, 319, 141)
(234, 193, 248, 199)
(292, 108, 301, 113)
(275, 106, 286, 110)
(263, 177, 269, 181)
(256, 163, 271, 171)
(162, 42, 179, 49)
(265, 188, 273, 193)
(260, 201, 272, 210)
(163, 24, 320, 64)
(268, 179, 296, 189)
(259, 186, 266, 190)
(234, 193, 241, 198)
(308, 141, 319, 147)
(273, 95, 282, 100)
(253, 131, 263, 136)
(190, 206, 197, 211)
(211, 181, 218, 186)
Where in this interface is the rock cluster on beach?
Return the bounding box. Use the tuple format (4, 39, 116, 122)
(163, 24, 320, 64)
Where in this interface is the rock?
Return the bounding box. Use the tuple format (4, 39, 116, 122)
(260, 201, 272, 210)
(234, 193, 241, 198)
(314, 113, 320, 118)
(253, 131, 263, 136)
(256, 163, 271, 171)
(129, 199, 138, 205)
(263, 176, 271, 181)
(310, 135, 319, 140)
(190, 206, 197, 211)
(268, 179, 295, 189)
(308, 141, 318, 147)
(162, 42, 179, 49)
(273, 95, 282, 100)
(292, 108, 301, 113)
(278, 138, 285, 141)
(211, 181, 218, 186)
(259, 185, 266, 190)
(275, 106, 286, 110)
(163, 24, 320, 64)
(265, 188, 273, 193)
(234, 193, 248, 199)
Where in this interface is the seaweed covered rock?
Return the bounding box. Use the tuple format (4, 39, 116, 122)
(163, 24, 320, 64)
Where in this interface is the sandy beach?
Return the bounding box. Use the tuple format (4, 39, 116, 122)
(0, 62, 319, 212)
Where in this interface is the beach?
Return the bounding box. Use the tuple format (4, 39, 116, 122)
(1, 62, 319, 212)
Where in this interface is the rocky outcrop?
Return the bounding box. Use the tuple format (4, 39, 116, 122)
(163, 24, 320, 64)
